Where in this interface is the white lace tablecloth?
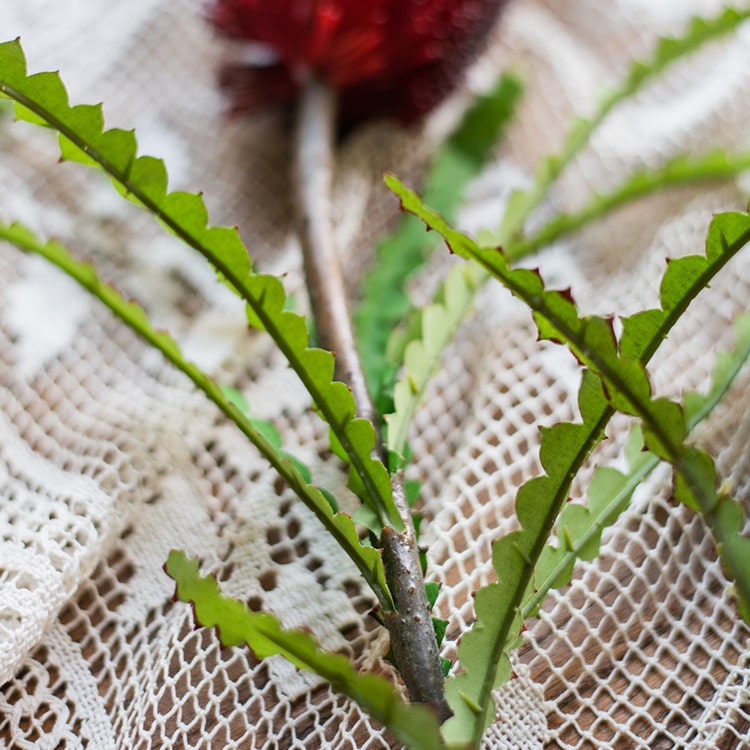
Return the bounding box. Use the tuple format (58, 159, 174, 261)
(1, 1, 749, 747)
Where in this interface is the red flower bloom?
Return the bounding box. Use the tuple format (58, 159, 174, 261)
(210, 0, 509, 124)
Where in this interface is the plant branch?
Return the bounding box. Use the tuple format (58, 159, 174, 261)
(293, 78, 450, 723)
(497, 6, 750, 244)
(507, 149, 750, 258)
(166, 551, 443, 750)
(293, 78, 375, 425)
(0, 42, 402, 533)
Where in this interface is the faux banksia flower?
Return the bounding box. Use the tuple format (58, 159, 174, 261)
(210, 0, 510, 123)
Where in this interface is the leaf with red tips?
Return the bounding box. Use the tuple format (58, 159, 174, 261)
(0, 36, 402, 534)
(388, 171, 750, 747)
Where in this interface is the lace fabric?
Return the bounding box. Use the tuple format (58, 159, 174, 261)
(1, 0, 749, 747)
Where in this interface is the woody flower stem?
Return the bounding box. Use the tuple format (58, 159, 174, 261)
(292, 78, 373, 422)
(293, 77, 450, 722)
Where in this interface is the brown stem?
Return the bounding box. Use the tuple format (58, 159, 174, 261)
(381, 481, 452, 722)
(293, 78, 450, 722)
(293, 78, 374, 424)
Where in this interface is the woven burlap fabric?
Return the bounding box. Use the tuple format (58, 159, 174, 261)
(1, 0, 749, 747)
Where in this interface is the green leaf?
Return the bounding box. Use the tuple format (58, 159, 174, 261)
(378, 12, 750, 516)
(497, 5, 750, 245)
(620, 212, 750, 361)
(478, 210, 750, 618)
(319, 487, 339, 513)
(424, 581, 441, 610)
(386, 259, 484, 458)
(221, 386, 250, 415)
(432, 616, 448, 647)
(442, 376, 609, 747)
(248, 417, 283, 450)
(165, 551, 442, 750)
(508, 149, 750, 258)
(526, 312, 750, 619)
(0, 37, 399, 531)
(382, 146, 750, 485)
(0, 219, 395, 612)
(404, 478, 421, 509)
(355, 72, 522, 404)
(280, 451, 313, 484)
(390, 175, 750, 746)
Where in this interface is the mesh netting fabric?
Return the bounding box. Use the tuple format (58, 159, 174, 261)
(1, 0, 750, 747)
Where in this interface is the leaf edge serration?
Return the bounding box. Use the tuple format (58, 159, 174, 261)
(388, 175, 750, 746)
(0, 37, 400, 531)
(165, 550, 442, 750)
(0, 218, 394, 612)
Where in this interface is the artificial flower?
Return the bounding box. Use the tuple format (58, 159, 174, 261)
(210, 0, 510, 123)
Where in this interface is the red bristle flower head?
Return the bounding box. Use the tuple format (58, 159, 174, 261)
(210, 0, 510, 124)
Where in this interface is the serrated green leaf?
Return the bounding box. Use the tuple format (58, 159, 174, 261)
(508, 149, 750, 257)
(621, 212, 750, 361)
(377, 13, 750, 556)
(165, 551, 441, 750)
(526, 424, 651, 619)
(391, 175, 750, 426)
(497, 5, 750, 246)
(386, 260, 483, 458)
(355, 73, 522, 404)
(0, 37, 399, 531)
(506, 213, 750, 612)
(379, 102, 750, 489)
(0, 218, 394, 613)
(391, 174, 750, 745)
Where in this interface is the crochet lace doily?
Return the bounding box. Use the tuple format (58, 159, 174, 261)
(1, 0, 749, 747)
